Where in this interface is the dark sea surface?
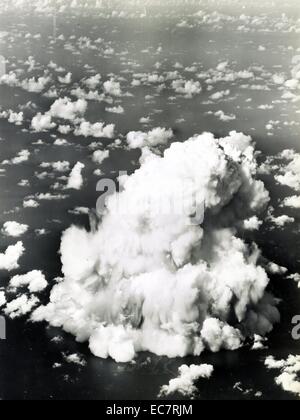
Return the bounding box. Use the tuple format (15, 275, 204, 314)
(0, 3, 300, 400)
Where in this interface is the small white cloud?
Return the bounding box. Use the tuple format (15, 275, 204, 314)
(92, 150, 110, 165)
(0, 242, 24, 271)
(31, 113, 56, 132)
(243, 216, 263, 231)
(103, 79, 122, 97)
(265, 355, 300, 398)
(23, 199, 40, 208)
(50, 97, 87, 121)
(9, 270, 48, 293)
(159, 364, 214, 397)
(66, 162, 85, 190)
(172, 79, 201, 98)
(5, 295, 39, 319)
(74, 121, 115, 139)
(2, 221, 29, 237)
(63, 353, 86, 367)
(0, 291, 6, 307)
(127, 127, 173, 149)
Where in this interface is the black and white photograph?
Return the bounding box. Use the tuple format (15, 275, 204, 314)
(0, 0, 300, 404)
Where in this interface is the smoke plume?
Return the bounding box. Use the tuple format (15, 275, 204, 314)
(32, 131, 280, 363)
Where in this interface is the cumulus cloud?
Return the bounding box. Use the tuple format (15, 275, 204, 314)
(9, 270, 48, 293)
(58, 72, 72, 85)
(30, 131, 280, 363)
(268, 213, 295, 228)
(275, 150, 300, 191)
(105, 105, 124, 114)
(74, 121, 115, 139)
(172, 79, 202, 97)
(127, 128, 173, 149)
(49, 97, 87, 121)
(243, 216, 263, 231)
(63, 353, 87, 367)
(0, 73, 51, 93)
(0, 242, 25, 271)
(281, 196, 300, 208)
(0, 110, 24, 126)
(0, 291, 6, 307)
(66, 162, 85, 190)
(265, 355, 300, 398)
(210, 90, 230, 100)
(92, 150, 110, 165)
(23, 199, 40, 208)
(40, 161, 70, 173)
(103, 79, 122, 97)
(84, 74, 101, 90)
(5, 295, 39, 319)
(159, 364, 214, 397)
(21, 76, 51, 93)
(214, 110, 236, 122)
(31, 113, 56, 132)
(2, 150, 30, 165)
(2, 221, 29, 237)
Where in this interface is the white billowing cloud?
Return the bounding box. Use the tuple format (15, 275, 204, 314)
(210, 90, 230, 100)
(0, 291, 6, 307)
(9, 270, 48, 293)
(92, 150, 110, 165)
(31, 113, 56, 132)
(127, 128, 173, 149)
(275, 150, 300, 191)
(5, 295, 39, 319)
(0, 242, 24, 271)
(0, 110, 24, 126)
(74, 121, 115, 139)
(265, 355, 300, 398)
(58, 125, 72, 135)
(267, 262, 288, 275)
(252, 334, 267, 350)
(105, 105, 124, 114)
(66, 162, 85, 190)
(268, 214, 295, 228)
(49, 97, 87, 121)
(159, 364, 214, 397)
(31, 131, 279, 363)
(58, 72, 72, 84)
(0, 71, 19, 87)
(3, 150, 30, 165)
(201, 318, 243, 353)
(1, 72, 51, 93)
(172, 79, 202, 97)
(281, 196, 300, 208)
(84, 74, 101, 90)
(103, 79, 122, 97)
(23, 199, 40, 208)
(64, 353, 86, 366)
(35, 193, 67, 201)
(214, 110, 236, 122)
(69, 207, 90, 215)
(8, 111, 23, 125)
(40, 161, 70, 173)
(21, 76, 51, 93)
(243, 216, 263, 231)
(2, 221, 29, 237)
